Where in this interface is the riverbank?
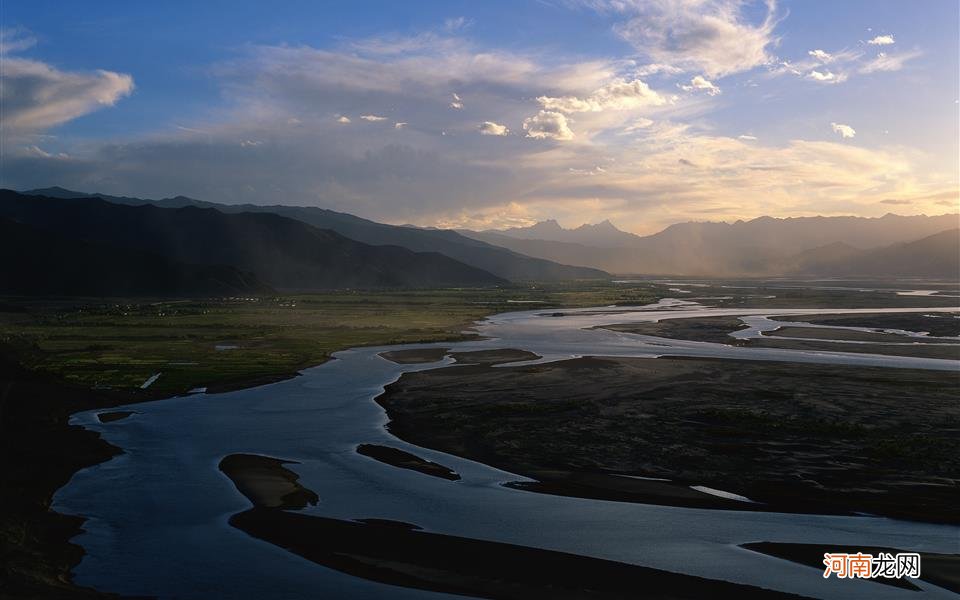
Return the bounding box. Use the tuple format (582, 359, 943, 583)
(1, 283, 660, 598)
(219, 453, 815, 600)
(376, 355, 960, 523)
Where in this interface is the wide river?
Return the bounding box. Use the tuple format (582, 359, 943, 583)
(56, 298, 960, 599)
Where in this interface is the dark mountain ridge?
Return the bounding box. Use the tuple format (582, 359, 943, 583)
(22, 188, 609, 282)
(0, 216, 273, 297)
(1, 190, 507, 291)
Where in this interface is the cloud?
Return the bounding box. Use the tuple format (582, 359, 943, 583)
(738, 134, 758, 141)
(336, 115, 351, 123)
(860, 49, 921, 74)
(622, 117, 654, 133)
(879, 198, 911, 205)
(0, 55, 134, 133)
(807, 69, 847, 84)
(523, 110, 574, 141)
(0, 27, 37, 54)
(867, 35, 895, 46)
(680, 75, 721, 96)
(443, 17, 471, 32)
(360, 114, 388, 121)
(25, 144, 69, 159)
(537, 78, 665, 113)
(807, 49, 832, 62)
(394, 122, 408, 129)
(569, 165, 607, 175)
(449, 92, 463, 109)
(831, 122, 856, 139)
(634, 63, 684, 76)
(478, 121, 509, 136)
(595, 0, 780, 78)
(2, 24, 949, 234)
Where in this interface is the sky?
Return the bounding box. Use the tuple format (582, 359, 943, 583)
(1, 0, 957, 234)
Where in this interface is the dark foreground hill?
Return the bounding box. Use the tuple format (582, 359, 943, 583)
(0, 217, 272, 296)
(0, 190, 506, 291)
(23, 188, 608, 282)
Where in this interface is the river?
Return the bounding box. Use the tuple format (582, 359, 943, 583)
(55, 298, 960, 599)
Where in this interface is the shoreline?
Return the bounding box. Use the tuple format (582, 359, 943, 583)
(375, 355, 960, 524)
(218, 453, 816, 600)
(0, 321, 493, 598)
(20, 294, 958, 597)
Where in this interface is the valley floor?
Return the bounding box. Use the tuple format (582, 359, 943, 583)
(0, 282, 658, 599)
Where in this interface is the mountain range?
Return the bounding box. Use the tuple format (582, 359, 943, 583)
(23, 187, 607, 282)
(9, 187, 958, 293)
(0, 216, 274, 297)
(464, 214, 960, 277)
(1, 190, 509, 294)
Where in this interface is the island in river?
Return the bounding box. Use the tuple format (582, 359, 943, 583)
(377, 354, 960, 523)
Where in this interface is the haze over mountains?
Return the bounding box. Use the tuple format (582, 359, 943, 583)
(6, 187, 958, 298)
(464, 214, 960, 277)
(23, 187, 606, 283)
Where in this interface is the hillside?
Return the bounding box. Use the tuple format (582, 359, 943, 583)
(0, 190, 507, 291)
(788, 229, 960, 277)
(0, 217, 273, 296)
(466, 214, 960, 276)
(22, 188, 609, 282)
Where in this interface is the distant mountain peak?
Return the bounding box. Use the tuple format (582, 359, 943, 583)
(527, 219, 563, 231)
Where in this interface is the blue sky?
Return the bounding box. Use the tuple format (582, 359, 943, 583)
(2, 0, 957, 232)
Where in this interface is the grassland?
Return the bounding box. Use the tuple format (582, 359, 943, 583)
(0, 282, 657, 398)
(0, 282, 660, 599)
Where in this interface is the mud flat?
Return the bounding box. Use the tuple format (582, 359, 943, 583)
(379, 348, 450, 364)
(218, 454, 319, 510)
(356, 444, 460, 480)
(787, 312, 960, 337)
(377, 356, 960, 523)
(741, 542, 959, 594)
(601, 316, 748, 344)
(219, 459, 814, 600)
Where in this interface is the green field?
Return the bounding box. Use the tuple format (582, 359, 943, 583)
(0, 282, 657, 397)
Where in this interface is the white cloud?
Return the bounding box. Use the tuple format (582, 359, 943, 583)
(394, 122, 408, 129)
(523, 110, 574, 141)
(360, 114, 388, 121)
(680, 75, 721, 96)
(569, 166, 607, 175)
(478, 121, 509, 136)
(0, 56, 134, 132)
(622, 117, 654, 134)
(240, 139, 263, 147)
(807, 49, 832, 62)
(868, 35, 895, 46)
(25, 144, 68, 159)
(449, 92, 463, 109)
(738, 134, 758, 141)
(860, 49, 921, 74)
(635, 63, 684, 76)
(336, 115, 351, 123)
(0, 28, 37, 54)
(443, 17, 470, 32)
(831, 122, 856, 139)
(598, 0, 780, 78)
(807, 69, 847, 84)
(537, 78, 666, 113)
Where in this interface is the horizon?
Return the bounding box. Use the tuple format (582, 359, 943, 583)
(14, 184, 959, 237)
(1, 1, 958, 235)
